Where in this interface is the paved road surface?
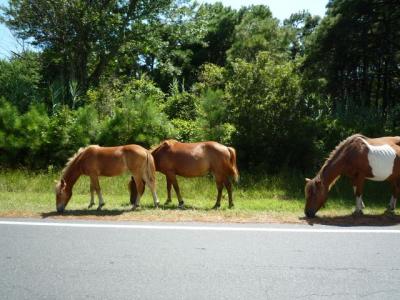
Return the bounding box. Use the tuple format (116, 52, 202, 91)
(1, 219, 400, 299)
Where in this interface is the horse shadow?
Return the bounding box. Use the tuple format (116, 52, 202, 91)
(121, 202, 199, 211)
(41, 209, 126, 218)
(302, 212, 400, 227)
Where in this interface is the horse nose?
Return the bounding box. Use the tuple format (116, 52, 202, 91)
(305, 209, 315, 218)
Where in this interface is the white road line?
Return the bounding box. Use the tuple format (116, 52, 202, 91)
(0, 220, 399, 233)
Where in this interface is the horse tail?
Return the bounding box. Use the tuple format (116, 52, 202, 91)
(228, 147, 239, 183)
(145, 151, 156, 186)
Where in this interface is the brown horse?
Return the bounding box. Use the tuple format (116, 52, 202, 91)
(55, 145, 159, 213)
(147, 140, 239, 209)
(305, 134, 400, 218)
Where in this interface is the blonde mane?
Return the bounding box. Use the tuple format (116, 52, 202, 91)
(61, 145, 95, 178)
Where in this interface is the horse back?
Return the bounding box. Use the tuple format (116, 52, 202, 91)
(153, 141, 235, 178)
(80, 145, 148, 176)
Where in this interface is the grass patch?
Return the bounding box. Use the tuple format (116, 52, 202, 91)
(0, 169, 399, 225)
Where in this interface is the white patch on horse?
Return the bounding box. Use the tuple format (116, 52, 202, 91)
(355, 196, 364, 212)
(389, 196, 397, 210)
(361, 139, 396, 181)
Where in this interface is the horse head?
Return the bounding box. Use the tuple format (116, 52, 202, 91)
(55, 179, 72, 213)
(304, 177, 328, 218)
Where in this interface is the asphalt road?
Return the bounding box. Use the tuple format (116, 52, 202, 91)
(1, 219, 400, 300)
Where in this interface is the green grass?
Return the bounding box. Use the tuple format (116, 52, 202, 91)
(0, 169, 398, 224)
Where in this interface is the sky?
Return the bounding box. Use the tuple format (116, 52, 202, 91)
(0, 0, 328, 59)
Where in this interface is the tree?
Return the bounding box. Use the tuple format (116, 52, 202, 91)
(283, 10, 321, 59)
(1, 0, 172, 97)
(0, 51, 42, 112)
(303, 0, 400, 129)
(227, 5, 287, 62)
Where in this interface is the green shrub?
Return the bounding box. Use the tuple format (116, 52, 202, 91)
(0, 98, 49, 167)
(226, 52, 316, 171)
(0, 52, 42, 113)
(99, 93, 174, 147)
(164, 79, 198, 120)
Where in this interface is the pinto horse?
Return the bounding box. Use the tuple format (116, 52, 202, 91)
(305, 134, 400, 218)
(145, 140, 239, 209)
(55, 145, 159, 213)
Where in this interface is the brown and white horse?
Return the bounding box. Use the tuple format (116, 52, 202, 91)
(305, 134, 400, 217)
(55, 145, 159, 212)
(148, 140, 239, 209)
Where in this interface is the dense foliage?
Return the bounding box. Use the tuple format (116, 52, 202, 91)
(0, 0, 399, 172)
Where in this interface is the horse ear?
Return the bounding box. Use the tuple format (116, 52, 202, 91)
(305, 178, 311, 183)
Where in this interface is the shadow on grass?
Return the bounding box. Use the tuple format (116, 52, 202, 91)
(41, 209, 127, 218)
(122, 202, 221, 211)
(302, 212, 400, 227)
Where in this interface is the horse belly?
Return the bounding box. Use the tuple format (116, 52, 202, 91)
(366, 144, 396, 181)
(175, 158, 209, 177)
(97, 155, 127, 176)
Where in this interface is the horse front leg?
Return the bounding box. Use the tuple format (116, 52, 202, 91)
(169, 173, 184, 209)
(88, 181, 95, 208)
(387, 179, 400, 212)
(91, 176, 105, 211)
(164, 176, 172, 205)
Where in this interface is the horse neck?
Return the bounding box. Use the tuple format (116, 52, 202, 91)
(62, 162, 82, 192)
(319, 155, 345, 189)
(150, 147, 162, 170)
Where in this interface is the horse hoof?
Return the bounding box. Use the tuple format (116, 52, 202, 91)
(228, 204, 234, 209)
(164, 200, 172, 205)
(212, 205, 220, 210)
(178, 202, 185, 209)
(97, 203, 105, 211)
(352, 210, 363, 217)
(88, 203, 94, 209)
(385, 208, 395, 216)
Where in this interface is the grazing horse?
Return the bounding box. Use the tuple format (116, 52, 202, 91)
(305, 134, 400, 218)
(147, 140, 239, 209)
(55, 145, 159, 213)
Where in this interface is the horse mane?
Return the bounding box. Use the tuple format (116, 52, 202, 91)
(318, 133, 366, 179)
(61, 145, 96, 178)
(150, 139, 178, 154)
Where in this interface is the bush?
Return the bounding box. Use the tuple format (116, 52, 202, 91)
(98, 89, 174, 147)
(0, 98, 49, 167)
(226, 52, 316, 171)
(196, 88, 235, 144)
(0, 52, 42, 113)
(164, 79, 198, 120)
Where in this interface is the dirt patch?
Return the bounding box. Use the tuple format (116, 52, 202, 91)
(1, 209, 400, 226)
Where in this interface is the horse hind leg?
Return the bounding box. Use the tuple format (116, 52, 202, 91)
(131, 175, 145, 210)
(128, 176, 138, 207)
(212, 180, 224, 209)
(352, 176, 365, 215)
(224, 179, 234, 209)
